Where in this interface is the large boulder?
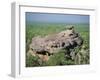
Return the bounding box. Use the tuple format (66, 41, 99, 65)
(27, 26, 83, 61)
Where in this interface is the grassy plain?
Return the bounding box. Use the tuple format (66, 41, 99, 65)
(26, 22, 89, 67)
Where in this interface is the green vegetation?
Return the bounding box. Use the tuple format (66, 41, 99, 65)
(26, 23, 89, 67)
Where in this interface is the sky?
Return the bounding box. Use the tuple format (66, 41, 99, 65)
(26, 12, 89, 24)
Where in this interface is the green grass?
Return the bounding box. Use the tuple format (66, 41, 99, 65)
(26, 23, 90, 67)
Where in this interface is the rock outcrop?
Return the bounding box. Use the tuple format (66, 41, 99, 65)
(27, 26, 83, 61)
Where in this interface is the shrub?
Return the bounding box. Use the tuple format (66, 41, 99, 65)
(26, 55, 40, 67)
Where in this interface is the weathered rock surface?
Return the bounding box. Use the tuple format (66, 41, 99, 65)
(27, 26, 83, 61)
